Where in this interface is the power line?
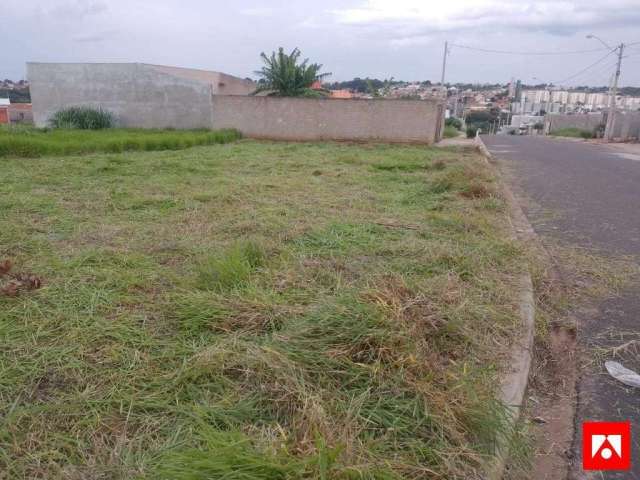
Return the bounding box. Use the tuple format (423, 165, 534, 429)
(448, 43, 608, 56)
(532, 60, 616, 87)
(576, 59, 618, 80)
(588, 63, 618, 85)
(551, 50, 617, 85)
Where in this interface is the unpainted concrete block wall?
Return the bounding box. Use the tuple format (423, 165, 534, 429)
(544, 111, 640, 140)
(612, 111, 640, 140)
(27, 63, 444, 142)
(28, 63, 254, 129)
(544, 113, 604, 134)
(211, 96, 443, 144)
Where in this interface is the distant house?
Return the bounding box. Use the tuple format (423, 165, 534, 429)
(28, 63, 255, 129)
(9, 103, 33, 124)
(330, 89, 353, 99)
(0, 98, 9, 124)
(0, 99, 33, 124)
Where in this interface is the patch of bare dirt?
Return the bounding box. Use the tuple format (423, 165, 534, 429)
(0, 259, 43, 296)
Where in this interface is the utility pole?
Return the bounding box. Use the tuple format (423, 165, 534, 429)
(605, 43, 624, 141)
(586, 35, 625, 142)
(440, 41, 448, 99)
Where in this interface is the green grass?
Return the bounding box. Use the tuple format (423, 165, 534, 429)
(551, 127, 593, 139)
(196, 241, 266, 292)
(0, 125, 241, 157)
(0, 139, 524, 479)
(443, 125, 460, 139)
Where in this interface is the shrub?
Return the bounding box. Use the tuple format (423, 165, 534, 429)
(445, 117, 462, 130)
(552, 127, 594, 139)
(443, 125, 459, 139)
(50, 106, 114, 130)
(580, 129, 594, 139)
(466, 126, 478, 138)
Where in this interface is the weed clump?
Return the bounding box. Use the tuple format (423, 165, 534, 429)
(551, 127, 595, 139)
(197, 241, 266, 291)
(49, 106, 114, 130)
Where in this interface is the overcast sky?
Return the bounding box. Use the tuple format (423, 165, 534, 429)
(3, 0, 640, 87)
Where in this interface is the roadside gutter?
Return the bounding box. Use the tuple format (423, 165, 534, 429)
(475, 134, 536, 480)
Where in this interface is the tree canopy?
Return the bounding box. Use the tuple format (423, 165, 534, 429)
(253, 48, 330, 97)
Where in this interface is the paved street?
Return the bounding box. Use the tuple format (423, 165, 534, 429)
(483, 135, 640, 479)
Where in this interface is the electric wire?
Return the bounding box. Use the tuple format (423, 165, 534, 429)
(566, 59, 617, 85)
(550, 50, 617, 85)
(448, 43, 608, 56)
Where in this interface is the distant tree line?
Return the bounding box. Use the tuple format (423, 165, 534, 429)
(464, 108, 509, 136)
(447, 82, 506, 91)
(326, 78, 433, 92)
(0, 86, 30, 103)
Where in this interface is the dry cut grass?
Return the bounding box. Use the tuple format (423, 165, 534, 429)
(0, 139, 524, 479)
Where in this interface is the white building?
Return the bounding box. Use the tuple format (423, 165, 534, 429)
(517, 89, 640, 114)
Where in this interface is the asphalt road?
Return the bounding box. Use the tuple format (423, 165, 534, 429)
(482, 135, 640, 479)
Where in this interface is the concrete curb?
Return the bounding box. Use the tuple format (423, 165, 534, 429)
(475, 135, 537, 480)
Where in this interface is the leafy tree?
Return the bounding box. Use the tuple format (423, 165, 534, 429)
(366, 79, 381, 98)
(253, 48, 330, 97)
(327, 78, 383, 93)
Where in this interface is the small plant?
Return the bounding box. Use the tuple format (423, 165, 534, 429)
(466, 126, 479, 138)
(50, 106, 114, 130)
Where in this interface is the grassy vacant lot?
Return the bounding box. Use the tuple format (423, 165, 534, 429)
(0, 135, 523, 479)
(0, 125, 241, 158)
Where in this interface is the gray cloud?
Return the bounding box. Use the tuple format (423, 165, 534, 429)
(1, 0, 639, 87)
(333, 1, 640, 35)
(72, 29, 118, 43)
(48, 0, 109, 19)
